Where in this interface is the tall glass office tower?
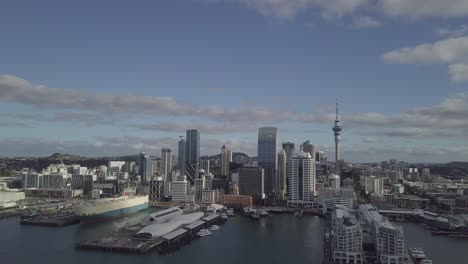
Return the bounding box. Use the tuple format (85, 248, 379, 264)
(258, 127, 277, 195)
(185, 129, 200, 182)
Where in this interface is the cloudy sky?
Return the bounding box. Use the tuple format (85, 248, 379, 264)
(1, 0, 468, 162)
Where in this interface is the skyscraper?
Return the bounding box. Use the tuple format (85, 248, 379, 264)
(139, 152, 152, 185)
(178, 136, 186, 177)
(160, 147, 172, 182)
(258, 127, 277, 195)
(185, 129, 200, 182)
(332, 100, 342, 172)
(221, 145, 232, 177)
(301, 140, 316, 160)
(282, 142, 295, 161)
(288, 152, 316, 207)
(277, 150, 287, 199)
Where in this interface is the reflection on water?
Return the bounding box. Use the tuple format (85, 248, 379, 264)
(395, 222, 468, 264)
(1, 211, 325, 264)
(74, 207, 161, 242)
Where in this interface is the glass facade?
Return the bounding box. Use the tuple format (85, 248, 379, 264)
(258, 127, 277, 195)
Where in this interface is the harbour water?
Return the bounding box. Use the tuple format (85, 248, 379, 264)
(0, 210, 325, 264)
(395, 222, 468, 264)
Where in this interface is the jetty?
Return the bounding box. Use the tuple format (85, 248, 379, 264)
(20, 212, 79, 226)
(76, 212, 224, 254)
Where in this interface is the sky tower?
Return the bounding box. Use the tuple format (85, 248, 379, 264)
(332, 100, 342, 172)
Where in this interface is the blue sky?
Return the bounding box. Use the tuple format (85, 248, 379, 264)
(1, 0, 468, 162)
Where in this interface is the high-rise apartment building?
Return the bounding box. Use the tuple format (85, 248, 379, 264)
(277, 150, 287, 198)
(139, 152, 152, 185)
(160, 147, 172, 182)
(288, 152, 316, 207)
(178, 136, 186, 177)
(221, 145, 232, 177)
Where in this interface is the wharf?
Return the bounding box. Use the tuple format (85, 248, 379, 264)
(0, 210, 20, 219)
(76, 229, 164, 253)
(20, 212, 79, 226)
(254, 206, 323, 215)
(76, 213, 224, 254)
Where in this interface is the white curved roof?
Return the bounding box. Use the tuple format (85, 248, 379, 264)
(137, 212, 204, 238)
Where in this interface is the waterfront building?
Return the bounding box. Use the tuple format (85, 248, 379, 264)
(202, 189, 219, 204)
(238, 167, 264, 201)
(219, 194, 253, 208)
(332, 206, 363, 264)
(41, 174, 69, 189)
(71, 174, 93, 194)
(160, 147, 173, 182)
(358, 204, 409, 264)
(287, 152, 316, 207)
(178, 136, 186, 176)
(319, 187, 354, 213)
(277, 150, 287, 198)
(22, 173, 42, 189)
(258, 127, 277, 195)
(185, 129, 200, 182)
(221, 145, 232, 177)
(139, 153, 152, 185)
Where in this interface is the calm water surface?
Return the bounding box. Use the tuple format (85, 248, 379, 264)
(0, 210, 325, 264)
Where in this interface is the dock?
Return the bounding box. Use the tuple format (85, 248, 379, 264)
(76, 213, 224, 254)
(20, 212, 79, 226)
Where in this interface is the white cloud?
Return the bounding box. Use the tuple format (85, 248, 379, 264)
(435, 24, 468, 38)
(350, 16, 381, 29)
(232, 0, 368, 19)
(379, 0, 468, 18)
(0, 74, 326, 124)
(382, 36, 468, 82)
(209, 0, 468, 22)
(449, 63, 468, 82)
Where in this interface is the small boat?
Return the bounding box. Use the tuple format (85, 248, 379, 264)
(221, 213, 228, 220)
(294, 210, 304, 218)
(209, 225, 220, 231)
(227, 208, 234, 217)
(251, 211, 261, 220)
(197, 229, 212, 237)
(243, 207, 253, 215)
(408, 248, 431, 264)
(259, 210, 269, 217)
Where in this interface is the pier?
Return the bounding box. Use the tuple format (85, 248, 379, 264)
(76, 213, 224, 254)
(20, 212, 79, 226)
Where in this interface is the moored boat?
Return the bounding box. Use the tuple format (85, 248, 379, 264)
(74, 195, 148, 224)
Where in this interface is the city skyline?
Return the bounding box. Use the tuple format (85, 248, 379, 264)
(1, 1, 468, 162)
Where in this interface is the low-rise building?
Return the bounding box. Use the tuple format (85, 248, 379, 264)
(219, 194, 252, 208)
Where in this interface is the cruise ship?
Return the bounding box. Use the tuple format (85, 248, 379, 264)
(74, 195, 149, 224)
